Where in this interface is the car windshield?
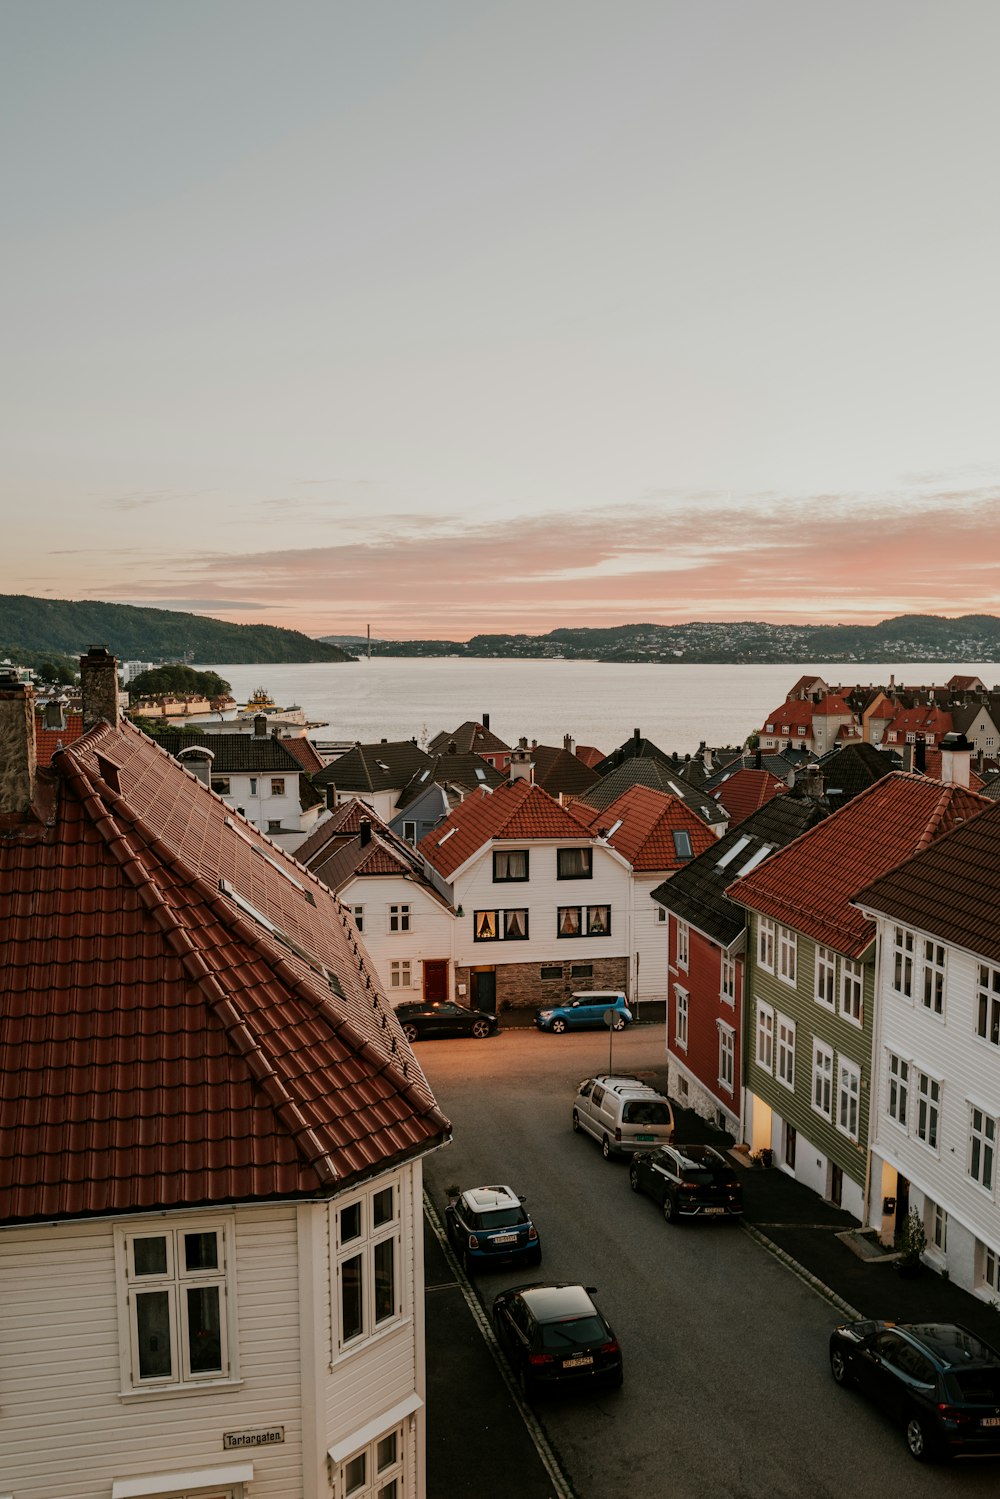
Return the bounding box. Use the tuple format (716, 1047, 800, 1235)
(539, 1316, 607, 1351)
(680, 1168, 725, 1184)
(471, 1208, 527, 1231)
(952, 1370, 1000, 1402)
(622, 1101, 671, 1125)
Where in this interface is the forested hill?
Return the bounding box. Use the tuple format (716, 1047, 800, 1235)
(321, 615, 1000, 664)
(1, 594, 354, 664)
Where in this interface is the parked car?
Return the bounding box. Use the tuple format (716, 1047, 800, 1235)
(444, 1184, 541, 1273)
(573, 1074, 675, 1159)
(535, 991, 632, 1034)
(829, 1320, 1000, 1461)
(395, 1000, 498, 1041)
(629, 1143, 742, 1222)
(492, 1282, 623, 1395)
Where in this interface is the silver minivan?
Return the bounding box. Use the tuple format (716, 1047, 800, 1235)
(572, 1074, 675, 1160)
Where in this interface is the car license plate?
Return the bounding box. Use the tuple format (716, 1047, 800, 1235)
(491, 1234, 517, 1244)
(635, 1134, 654, 1142)
(981, 1417, 1000, 1427)
(563, 1355, 593, 1369)
(702, 1207, 726, 1215)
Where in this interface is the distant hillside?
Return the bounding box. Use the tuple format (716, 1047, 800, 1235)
(0, 594, 354, 665)
(352, 615, 1000, 665)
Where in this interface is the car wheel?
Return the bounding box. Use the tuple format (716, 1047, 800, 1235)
(572, 1109, 581, 1133)
(608, 1363, 624, 1390)
(612, 1016, 626, 1031)
(662, 1193, 677, 1223)
(551, 1018, 567, 1034)
(602, 1135, 612, 1160)
(528, 1247, 542, 1267)
(628, 1162, 640, 1192)
(517, 1362, 534, 1399)
(905, 1413, 938, 1462)
(471, 1019, 492, 1039)
(830, 1347, 852, 1387)
(461, 1249, 474, 1277)
(402, 1023, 419, 1042)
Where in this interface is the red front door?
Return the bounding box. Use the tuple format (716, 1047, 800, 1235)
(423, 959, 449, 1005)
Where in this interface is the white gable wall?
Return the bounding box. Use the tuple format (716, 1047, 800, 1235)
(338, 871, 455, 1004)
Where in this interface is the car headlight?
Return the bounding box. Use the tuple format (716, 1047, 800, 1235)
(538, 1010, 553, 1019)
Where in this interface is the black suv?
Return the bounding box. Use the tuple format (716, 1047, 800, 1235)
(829, 1320, 1000, 1461)
(628, 1143, 743, 1223)
(492, 1282, 623, 1395)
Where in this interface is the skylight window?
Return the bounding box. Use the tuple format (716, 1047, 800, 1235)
(736, 843, 774, 876)
(225, 816, 304, 890)
(220, 879, 341, 986)
(606, 818, 623, 838)
(716, 835, 752, 870)
(475, 768, 487, 781)
(437, 826, 457, 846)
(375, 760, 390, 772)
(673, 830, 693, 860)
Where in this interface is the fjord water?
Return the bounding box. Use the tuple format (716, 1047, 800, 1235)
(197, 658, 999, 753)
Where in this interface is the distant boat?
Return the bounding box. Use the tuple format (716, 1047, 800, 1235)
(242, 686, 280, 712)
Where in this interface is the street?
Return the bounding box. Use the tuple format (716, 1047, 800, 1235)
(419, 1025, 1000, 1498)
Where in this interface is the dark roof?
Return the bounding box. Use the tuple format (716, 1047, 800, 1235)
(853, 799, 1000, 965)
(394, 751, 506, 810)
(527, 745, 601, 799)
(703, 751, 800, 791)
(315, 825, 453, 912)
(427, 721, 511, 756)
(651, 793, 831, 947)
(0, 720, 449, 1226)
(294, 798, 394, 868)
(155, 730, 306, 774)
(592, 733, 674, 777)
(313, 740, 432, 793)
(578, 757, 727, 829)
(814, 741, 897, 807)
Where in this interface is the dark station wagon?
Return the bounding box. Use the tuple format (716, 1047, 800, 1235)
(629, 1143, 743, 1222)
(492, 1282, 624, 1396)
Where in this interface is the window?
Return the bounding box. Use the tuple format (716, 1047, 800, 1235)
(402, 820, 417, 845)
(812, 1041, 833, 1119)
(270, 778, 285, 796)
(493, 849, 529, 881)
(921, 941, 946, 1015)
(389, 960, 412, 988)
(557, 906, 611, 938)
(675, 986, 689, 1051)
(570, 963, 592, 978)
(721, 952, 736, 1007)
(776, 1015, 795, 1088)
(815, 947, 836, 1009)
(840, 958, 863, 1025)
(340, 1423, 405, 1499)
(474, 909, 528, 940)
(676, 920, 689, 969)
(118, 1221, 233, 1390)
(388, 904, 411, 933)
(586, 904, 610, 935)
(969, 1106, 996, 1192)
(267, 819, 282, 832)
(757, 917, 775, 973)
(539, 964, 562, 980)
(930, 1202, 948, 1254)
(351, 905, 364, 933)
(777, 926, 797, 987)
(837, 1060, 861, 1141)
(656, 905, 668, 923)
(915, 1071, 941, 1149)
(249, 777, 258, 795)
(976, 964, 1000, 1047)
(981, 1241, 1000, 1296)
(672, 829, 693, 861)
(755, 1002, 774, 1071)
(335, 1181, 401, 1352)
(557, 847, 592, 879)
(886, 1052, 909, 1127)
(211, 777, 231, 796)
(891, 926, 914, 998)
(718, 1022, 735, 1093)
(503, 908, 528, 940)
(558, 907, 581, 937)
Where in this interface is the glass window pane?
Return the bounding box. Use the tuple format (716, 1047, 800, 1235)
(184, 1231, 219, 1272)
(373, 1186, 394, 1228)
(376, 1433, 397, 1471)
(344, 1453, 366, 1493)
(374, 1238, 395, 1324)
(136, 1290, 173, 1379)
(377, 1482, 398, 1499)
(186, 1285, 223, 1374)
(340, 1201, 362, 1245)
(132, 1235, 168, 1277)
(342, 1254, 364, 1341)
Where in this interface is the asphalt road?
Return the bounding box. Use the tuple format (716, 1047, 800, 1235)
(418, 1025, 1000, 1499)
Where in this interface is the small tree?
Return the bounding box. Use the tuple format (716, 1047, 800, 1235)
(897, 1207, 927, 1266)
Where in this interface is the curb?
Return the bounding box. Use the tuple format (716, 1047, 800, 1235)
(741, 1221, 862, 1321)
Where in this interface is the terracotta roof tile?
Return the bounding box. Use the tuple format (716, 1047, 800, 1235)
(570, 785, 716, 871)
(33, 712, 84, 767)
(711, 768, 788, 823)
(281, 736, 326, 774)
(417, 779, 591, 880)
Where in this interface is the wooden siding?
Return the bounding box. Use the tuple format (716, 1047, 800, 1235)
(338, 870, 455, 1005)
(632, 874, 670, 1003)
(668, 918, 742, 1125)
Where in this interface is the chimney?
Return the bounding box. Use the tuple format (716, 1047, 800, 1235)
(940, 731, 972, 789)
(701, 741, 712, 771)
(80, 646, 120, 730)
(483, 713, 490, 731)
(755, 749, 762, 770)
(800, 764, 826, 800)
(43, 699, 66, 730)
(633, 728, 641, 751)
(0, 671, 38, 815)
(447, 740, 457, 754)
(254, 714, 268, 737)
(902, 742, 913, 773)
(359, 816, 372, 846)
(176, 744, 215, 787)
(913, 733, 927, 775)
(326, 783, 337, 811)
(563, 732, 575, 756)
(509, 741, 534, 783)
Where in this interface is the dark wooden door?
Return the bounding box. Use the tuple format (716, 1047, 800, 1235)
(471, 968, 497, 1014)
(423, 959, 448, 1005)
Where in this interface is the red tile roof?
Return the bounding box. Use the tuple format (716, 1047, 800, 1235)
(760, 694, 855, 736)
(294, 798, 391, 866)
(575, 745, 605, 769)
(33, 711, 84, 767)
(281, 735, 326, 774)
(711, 768, 788, 823)
(417, 779, 591, 879)
(883, 706, 953, 742)
(569, 785, 716, 871)
(726, 772, 989, 958)
(0, 721, 448, 1226)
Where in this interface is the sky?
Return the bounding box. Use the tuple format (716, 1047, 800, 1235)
(3, 1, 1000, 640)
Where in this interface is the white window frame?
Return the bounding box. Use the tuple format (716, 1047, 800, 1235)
(814, 946, 836, 1009)
(980, 1240, 1000, 1296)
(915, 1070, 941, 1151)
(718, 1021, 735, 1094)
(674, 985, 689, 1052)
(757, 917, 775, 974)
(969, 1105, 997, 1194)
(351, 905, 365, 933)
(886, 1052, 909, 1129)
(388, 903, 411, 933)
(675, 920, 690, 970)
(921, 940, 946, 1016)
(334, 1178, 404, 1356)
(338, 1420, 407, 1499)
(656, 905, 668, 924)
(930, 1201, 948, 1255)
(755, 1001, 774, 1072)
(720, 951, 736, 1008)
(976, 963, 1000, 1048)
(389, 960, 412, 989)
(837, 1059, 861, 1142)
(776, 1014, 795, 1089)
(115, 1218, 238, 1395)
(777, 926, 797, 988)
(812, 1040, 833, 1120)
(891, 925, 914, 999)
(840, 958, 863, 1026)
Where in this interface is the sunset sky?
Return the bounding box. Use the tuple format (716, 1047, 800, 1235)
(4, 2, 1000, 640)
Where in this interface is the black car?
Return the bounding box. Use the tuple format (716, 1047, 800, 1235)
(394, 1000, 498, 1041)
(444, 1184, 542, 1273)
(629, 1143, 743, 1223)
(829, 1320, 1000, 1461)
(492, 1282, 623, 1395)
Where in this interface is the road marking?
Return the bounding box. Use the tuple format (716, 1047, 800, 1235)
(423, 1190, 577, 1499)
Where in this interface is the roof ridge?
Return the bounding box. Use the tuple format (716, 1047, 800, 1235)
(916, 783, 962, 853)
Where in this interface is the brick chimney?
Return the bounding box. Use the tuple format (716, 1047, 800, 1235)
(254, 714, 268, 737)
(509, 737, 534, 783)
(80, 646, 120, 730)
(482, 712, 490, 732)
(359, 816, 372, 846)
(940, 731, 972, 788)
(0, 671, 38, 815)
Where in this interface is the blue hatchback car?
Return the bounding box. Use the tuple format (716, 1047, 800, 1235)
(535, 991, 632, 1034)
(445, 1184, 542, 1274)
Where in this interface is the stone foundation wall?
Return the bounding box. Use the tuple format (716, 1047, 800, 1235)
(458, 956, 630, 1012)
